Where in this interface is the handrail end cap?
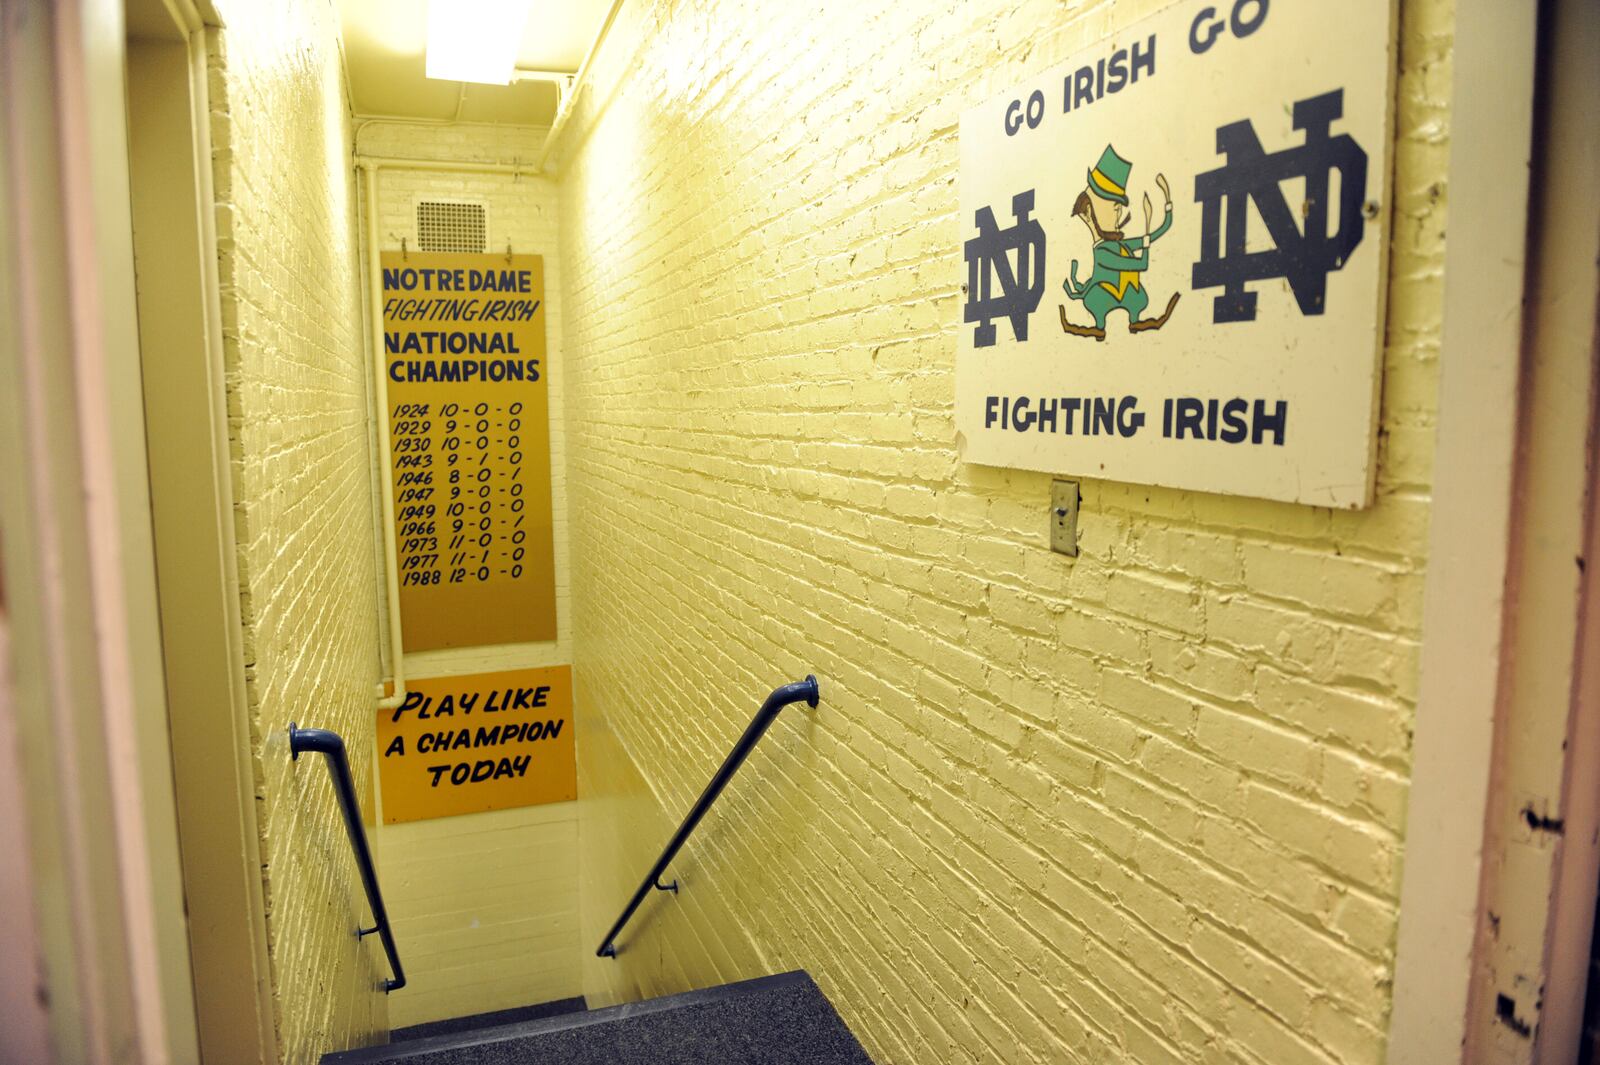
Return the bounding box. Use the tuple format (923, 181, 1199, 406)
(804, 674, 819, 708)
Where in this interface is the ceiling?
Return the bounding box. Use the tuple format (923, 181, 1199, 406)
(338, 0, 613, 125)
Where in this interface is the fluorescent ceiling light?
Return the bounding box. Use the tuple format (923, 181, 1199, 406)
(425, 0, 532, 85)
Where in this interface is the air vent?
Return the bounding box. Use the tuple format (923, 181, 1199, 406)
(416, 200, 487, 253)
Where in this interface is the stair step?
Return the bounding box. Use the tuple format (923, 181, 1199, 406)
(322, 970, 873, 1065)
(392, 998, 588, 1043)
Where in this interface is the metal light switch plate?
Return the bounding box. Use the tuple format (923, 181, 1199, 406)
(1051, 480, 1080, 557)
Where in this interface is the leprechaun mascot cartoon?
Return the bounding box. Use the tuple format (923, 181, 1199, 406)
(1060, 145, 1181, 341)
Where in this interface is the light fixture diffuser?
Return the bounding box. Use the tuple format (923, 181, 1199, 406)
(425, 0, 532, 85)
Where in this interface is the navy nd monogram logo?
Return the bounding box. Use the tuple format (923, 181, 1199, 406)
(964, 190, 1047, 347)
(1192, 89, 1369, 323)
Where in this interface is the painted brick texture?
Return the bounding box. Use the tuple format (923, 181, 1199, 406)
(557, 2, 1452, 1063)
(207, 2, 387, 1059)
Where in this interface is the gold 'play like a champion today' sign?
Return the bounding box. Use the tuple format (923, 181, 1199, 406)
(378, 666, 575, 823)
(383, 250, 556, 651)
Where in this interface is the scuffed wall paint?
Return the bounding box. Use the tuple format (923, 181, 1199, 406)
(207, 1, 387, 1058)
(556, 1, 1452, 1063)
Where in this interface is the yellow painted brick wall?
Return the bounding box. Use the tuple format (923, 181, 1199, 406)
(555, 1, 1451, 1063)
(207, 2, 388, 1058)
(358, 120, 582, 1030)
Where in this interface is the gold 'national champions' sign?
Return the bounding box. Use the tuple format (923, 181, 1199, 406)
(383, 251, 556, 651)
(378, 666, 575, 823)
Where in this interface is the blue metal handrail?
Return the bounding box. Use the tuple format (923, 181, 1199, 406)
(288, 723, 406, 992)
(596, 675, 820, 959)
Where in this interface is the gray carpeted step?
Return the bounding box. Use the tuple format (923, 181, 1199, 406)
(392, 998, 588, 1043)
(322, 971, 874, 1065)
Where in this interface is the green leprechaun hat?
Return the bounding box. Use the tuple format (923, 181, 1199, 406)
(1087, 144, 1131, 206)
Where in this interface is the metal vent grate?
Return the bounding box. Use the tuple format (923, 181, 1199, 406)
(416, 200, 487, 253)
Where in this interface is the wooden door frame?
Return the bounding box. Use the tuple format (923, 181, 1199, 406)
(123, 0, 279, 1061)
(1509, 0, 1600, 1055)
(1389, 0, 1600, 1059)
(0, 0, 201, 1060)
(0, 0, 277, 1060)
(1386, 0, 1540, 1050)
